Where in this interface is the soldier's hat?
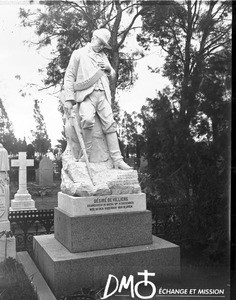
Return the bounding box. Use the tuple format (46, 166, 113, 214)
(93, 28, 112, 50)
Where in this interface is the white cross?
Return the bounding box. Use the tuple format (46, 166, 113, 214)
(11, 152, 34, 194)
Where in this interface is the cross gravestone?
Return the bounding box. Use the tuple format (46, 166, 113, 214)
(0, 143, 16, 261)
(10, 152, 36, 211)
(38, 156, 54, 186)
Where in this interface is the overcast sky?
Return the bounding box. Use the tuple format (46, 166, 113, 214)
(0, 3, 169, 148)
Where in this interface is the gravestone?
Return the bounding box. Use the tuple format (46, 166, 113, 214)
(0, 144, 16, 261)
(37, 156, 54, 186)
(33, 94, 180, 298)
(10, 152, 36, 210)
(34, 163, 181, 298)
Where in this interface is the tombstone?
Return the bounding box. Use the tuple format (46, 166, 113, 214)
(10, 152, 36, 211)
(34, 169, 181, 297)
(0, 144, 16, 261)
(37, 156, 54, 186)
(33, 94, 180, 297)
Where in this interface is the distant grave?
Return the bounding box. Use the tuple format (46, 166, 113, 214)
(36, 156, 54, 186)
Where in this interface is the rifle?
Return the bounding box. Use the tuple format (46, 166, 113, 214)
(67, 109, 95, 186)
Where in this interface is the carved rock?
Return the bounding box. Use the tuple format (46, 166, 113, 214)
(61, 149, 141, 197)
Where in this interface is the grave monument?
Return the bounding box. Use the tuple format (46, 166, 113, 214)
(33, 110, 180, 298)
(33, 29, 180, 297)
(0, 144, 16, 261)
(10, 152, 36, 210)
(36, 156, 54, 186)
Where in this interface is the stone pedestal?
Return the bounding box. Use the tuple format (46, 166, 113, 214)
(33, 192, 181, 298)
(54, 208, 152, 252)
(10, 194, 36, 211)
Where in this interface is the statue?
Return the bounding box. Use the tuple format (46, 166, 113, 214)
(60, 28, 140, 197)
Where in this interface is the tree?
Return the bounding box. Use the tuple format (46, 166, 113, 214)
(118, 111, 144, 167)
(140, 0, 231, 143)
(138, 1, 231, 260)
(31, 99, 51, 157)
(0, 98, 18, 154)
(19, 0, 145, 109)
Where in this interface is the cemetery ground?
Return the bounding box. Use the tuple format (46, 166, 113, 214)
(4, 179, 232, 299)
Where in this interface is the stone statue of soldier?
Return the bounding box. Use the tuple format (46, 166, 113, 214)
(62, 28, 131, 171)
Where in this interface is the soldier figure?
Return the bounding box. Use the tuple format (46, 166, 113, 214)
(63, 28, 131, 170)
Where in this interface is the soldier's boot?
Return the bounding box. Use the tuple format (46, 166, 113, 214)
(106, 132, 132, 170)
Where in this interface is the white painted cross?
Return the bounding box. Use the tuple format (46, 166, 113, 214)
(11, 152, 34, 195)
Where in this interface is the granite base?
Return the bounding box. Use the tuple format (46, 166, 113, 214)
(33, 234, 180, 298)
(54, 208, 153, 252)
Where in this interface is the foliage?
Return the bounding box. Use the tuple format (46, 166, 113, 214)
(0, 257, 38, 300)
(118, 111, 145, 167)
(0, 98, 17, 154)
(19, 0, 145, 106)
(138, 0, 231, 261)
(0, 98, 29, 154)
(139, 0, 231, 139)
(140, 90, 229, 261)
(31, 99, 51, 157)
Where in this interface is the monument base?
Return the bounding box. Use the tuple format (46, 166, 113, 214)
(0, 236, 16, 262)
(54, 208, 152, 252)
(10, 194, 36, 211)
(33, 234, 180, 298)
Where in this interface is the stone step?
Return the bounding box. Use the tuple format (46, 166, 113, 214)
(33, 234, 180, 299)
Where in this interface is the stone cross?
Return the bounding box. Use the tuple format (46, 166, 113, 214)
(10, 152, 36, 210)
(11, 152, 34, 194)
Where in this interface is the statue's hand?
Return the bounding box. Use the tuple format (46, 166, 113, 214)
(98, 60, 110, 72)
(64, 100, 73, 116)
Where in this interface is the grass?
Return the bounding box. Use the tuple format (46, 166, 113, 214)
(0, 257, 38, 300)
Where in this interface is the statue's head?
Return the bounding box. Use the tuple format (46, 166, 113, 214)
(91, 28, 112, 51)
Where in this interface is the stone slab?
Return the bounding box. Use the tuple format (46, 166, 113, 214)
(0, 236, 16, 262)
(58, 192, 146, 216)
(17, 251, 57, 300)
(33, 234, 180, 298)
(54, 208, 152, 252)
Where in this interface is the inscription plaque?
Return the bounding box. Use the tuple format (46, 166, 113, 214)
(58, 192, 146, 216)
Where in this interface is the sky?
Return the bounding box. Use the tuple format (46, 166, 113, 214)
(0, 2, 169, 148)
